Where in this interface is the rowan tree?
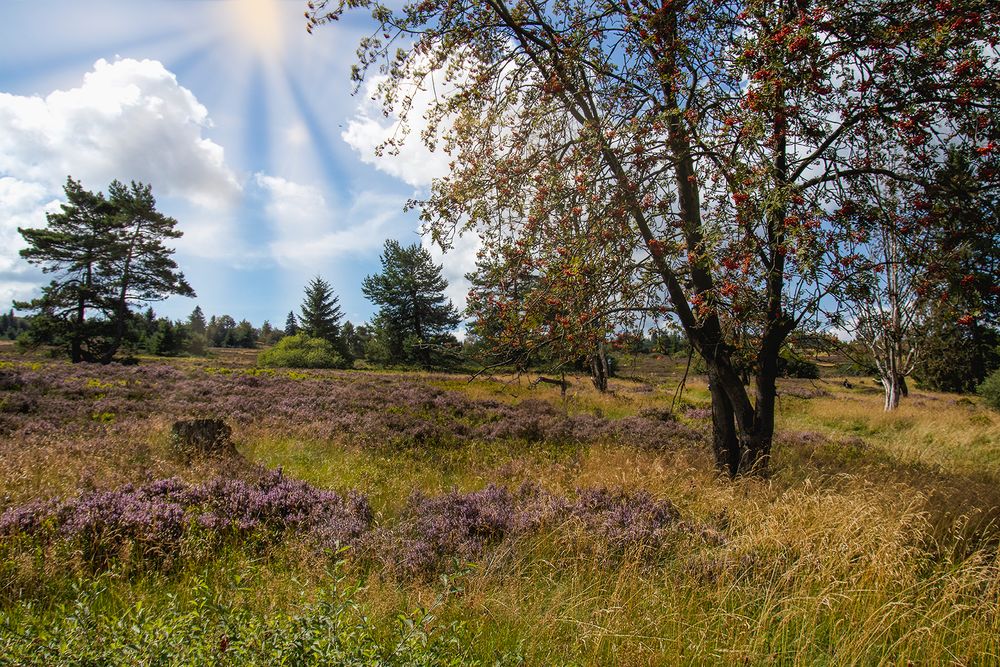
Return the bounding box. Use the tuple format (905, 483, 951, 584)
(827, 169, 929, 409)
(310, 0, 1000, 475)
(465, 206, 659, 391)
(830, 148, 999, 408)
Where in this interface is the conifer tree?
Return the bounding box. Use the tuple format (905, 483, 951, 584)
(16, 177, 116, 362)
(17, 177, 193, 363)
(362, 240, 461, 368)
(299, 276, 343, 345)
(188, 306, 207, 335)
(103, 180, 193, 360)
(284, 311, 299, 336)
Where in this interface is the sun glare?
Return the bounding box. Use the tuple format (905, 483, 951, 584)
(227, 0, 284, 57)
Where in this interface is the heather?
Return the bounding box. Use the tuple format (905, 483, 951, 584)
(368, 483, 692, 577)
(1, 347, 999, 664)
(0, 470, 371, 571)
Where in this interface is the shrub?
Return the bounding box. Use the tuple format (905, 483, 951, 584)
(779, 350, 820, 379)
(258, 334, 350, 369)
(914, 314, 1000, 393)
(368, 483, 689, 577)
(977, 368, 1000, 411)
(0, 569, 490, 666)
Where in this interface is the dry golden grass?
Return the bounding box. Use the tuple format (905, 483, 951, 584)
(780, 381, 1000, 475)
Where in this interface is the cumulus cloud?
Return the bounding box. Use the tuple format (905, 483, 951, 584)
(343, 67, 485, 316)
(0, 178, 57, 273)
(0, 58, 249, 304)
(0, 177, 58, 306)
(0, 57, 241, 208)
(422, 232, 479, 316)
(341, 75, 452, 188)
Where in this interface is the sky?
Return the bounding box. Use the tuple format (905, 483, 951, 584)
(0, 0, 477, 329)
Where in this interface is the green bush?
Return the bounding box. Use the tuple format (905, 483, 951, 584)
(977, 368, 1000, 411)
(914, 315, 1000, 393)
(258, 334, 350, 369)
(778, 350, 820, 379)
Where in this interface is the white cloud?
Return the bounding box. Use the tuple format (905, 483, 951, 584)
(423, 232, 479, 316)
(0, 58, 250, 304)
(0, 57, 241, 209)
(0, 280, 40, 309)
(343, 66, 485, 320)
(341, 75, 452, 188)
(0, 177, 61, 306)
(0, 178, 58, 273)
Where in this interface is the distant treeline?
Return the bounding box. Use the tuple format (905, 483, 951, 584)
(0, 309, 30, 341)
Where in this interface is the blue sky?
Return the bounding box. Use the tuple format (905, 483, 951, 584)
(0, 0, 475, 328)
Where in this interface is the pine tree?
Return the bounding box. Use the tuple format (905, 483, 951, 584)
(299, 276, 342, 345)
(16, 177, 117, 362)
(16, 177, 194, 363)
(362, 240, 461, 368)
(284, 311, 299, 336)
(103, 180, 193, 360)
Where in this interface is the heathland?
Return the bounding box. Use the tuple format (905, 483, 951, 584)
(0, 343, 998, 665)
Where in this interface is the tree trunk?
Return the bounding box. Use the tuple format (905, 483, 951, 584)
(71, 292, 84, 364)
(707, 375, 776, 477)
(882, 373, 904, 410)
(745, 351, 779, 473)
(589, 343, 610, 393)
(708, 370, 741, 477)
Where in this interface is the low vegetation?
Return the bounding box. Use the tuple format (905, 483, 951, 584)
(980, 368, 1000, 412)
(257, 334, 350, 369)
(1, 343, 998, 664)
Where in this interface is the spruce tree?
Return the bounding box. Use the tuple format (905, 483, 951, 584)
(188, 306, 207, 335)
(299, 276, 342, 345)
(284, 311, 299, 336)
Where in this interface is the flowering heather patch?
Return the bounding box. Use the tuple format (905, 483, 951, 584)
(1, 473, 693, 577)
(368, 483, 688, 577)
(0, 357, 703, 453)
(683, 406, 713, 421)
(0, 470, 371, 566)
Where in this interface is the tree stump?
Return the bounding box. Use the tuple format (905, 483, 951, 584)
(170, 418, 235, 459)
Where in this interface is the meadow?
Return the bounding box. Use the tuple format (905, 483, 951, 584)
(0, 343, 998, 665)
